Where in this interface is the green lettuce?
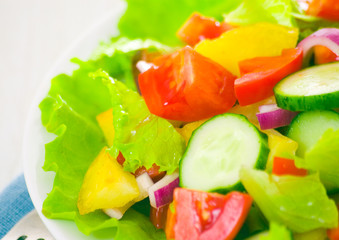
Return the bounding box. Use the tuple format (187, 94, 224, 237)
(260, 222, 293, 240)
(225, 0, 295, 27)
(93, 70, 186, 173)
(118, 0, 243, 46)
(40, 37, 170, 238)
(296, 129, 339, 193)
(240, 168, 338, 233)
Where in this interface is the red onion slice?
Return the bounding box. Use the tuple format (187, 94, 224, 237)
(298, 28, 339, 66)
(256, 104, 298, 130)
(148, 171, 179, 208)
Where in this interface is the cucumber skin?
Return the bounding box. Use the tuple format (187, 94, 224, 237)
(275, 91, 339, 111)
(274, 62, 339, 111)
(179, 113, 269, 194)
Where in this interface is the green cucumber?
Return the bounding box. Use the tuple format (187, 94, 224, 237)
(274, 62, 339, 111)
(287, 110, 339, 158)
(179, 113, 269, 193)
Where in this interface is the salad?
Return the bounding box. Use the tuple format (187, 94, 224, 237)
(39, 0, 339, 239)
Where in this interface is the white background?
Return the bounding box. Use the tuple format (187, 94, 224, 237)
(0, 0, 123, 192)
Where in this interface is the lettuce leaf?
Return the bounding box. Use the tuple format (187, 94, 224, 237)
(225, 0, 295, 27)
(118, 0, 243, 46)
(94, 70, 186, 174)
(260, 222, 293, 240)
(296, 129, 339, 193)
(40, 37, 169, 238)
(240, 168, 338, 233)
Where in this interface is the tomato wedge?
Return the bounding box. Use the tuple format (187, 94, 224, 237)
(272, 156, 308, 176)
(177, 12, 233, 46)
(235, 47, 303, 106)
(139, 46, 237, 122)
(306, 0, 339, 21)
(314, 45, 338, 65)
(168, 188, 252, 240)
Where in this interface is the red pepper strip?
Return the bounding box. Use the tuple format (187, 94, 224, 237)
(170, 188, 252, 240)
(235, 47, 303, 106)
(177, 12, 233, 46)
(306, 0, 339, 21)
(272, 156, 308, 176)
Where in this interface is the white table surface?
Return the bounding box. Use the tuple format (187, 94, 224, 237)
(0, 0, 122, 192)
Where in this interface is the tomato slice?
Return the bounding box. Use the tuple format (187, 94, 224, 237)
(272, 156, 308, 176)
(306, 0, 339, 21)
(138, 46, 236, 122)
(235, 47, 303, 106)
(170, 188, 252, 240)
(314, 45, 338, 65)
(177, 12, 233, 46)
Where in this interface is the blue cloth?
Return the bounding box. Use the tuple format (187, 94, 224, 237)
(0, 174, 34, 239)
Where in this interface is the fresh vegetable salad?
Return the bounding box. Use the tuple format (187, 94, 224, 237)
(39, 0, 339, 239)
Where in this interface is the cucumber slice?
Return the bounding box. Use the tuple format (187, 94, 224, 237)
(179, 113, 269, 193)
(287, 110, 339, 158)
(274, 62, 339, 111)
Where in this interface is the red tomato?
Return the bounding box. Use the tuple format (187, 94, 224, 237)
(314, 45, 338, 65)
(138, 46, 237, 122)
(150, 204, 169, 229)
(169, 188, 252, 240)
(272, 156, 308, 176)
(117, 152, 165, 182)
(177, 12, 233, 46)
(165, 203, 176, 239)
(235, 47, 303, 106)
(307, 0, 339, 21)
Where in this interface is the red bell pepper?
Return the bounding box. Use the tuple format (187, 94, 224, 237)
(272, 156, 308, 176)
(177, 12, 233, 46)
(138, 46, 236, 122)
(235, 47, 303, 106)
(167, 188, 252, 240)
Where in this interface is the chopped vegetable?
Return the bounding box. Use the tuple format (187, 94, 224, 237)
(180, 113, 269, 193)
(77, 148, 140, 215)
(264, 129, 298, 172)
(240, 168, 338, 233)
(96, 108, 114, 146)
(314, 45, 338, 64)
(171, 188, 252, 240)
(287, 110, 339, 157)
(235, 48, 303, 105)
(272, 156, 308, 176)
(195, 22, 299, 76)
(177, 12, 232, 46)
(297, 28, 339, 66)
(306, 0, 339, 21)
(256, 104, 298, 130)
(150, 204, 169, 229)
(139, 46, 237, 122)
(295, 129, 339, 193)
(259, 222, 293, 240)
(148, 172, 179, 208)
(274, 62, 339, 111)
(97, 70, 186, 174)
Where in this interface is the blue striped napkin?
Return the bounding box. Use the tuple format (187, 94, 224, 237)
(0, 174, 34, 239)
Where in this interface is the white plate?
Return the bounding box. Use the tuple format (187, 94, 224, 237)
(23, 2, 125, 239)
